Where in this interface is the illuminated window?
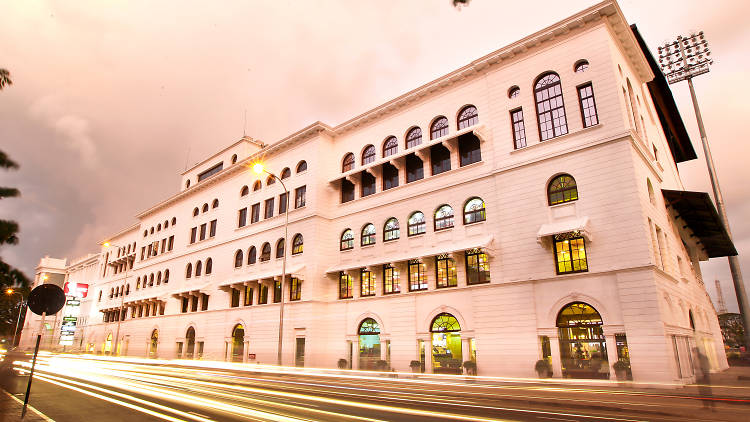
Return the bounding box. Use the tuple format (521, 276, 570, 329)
(360, 269, 375, 297)
(431, 116, 449, 139)
(290, 277, 301, 301)
(383, 136, 398, 157)
(554, 235, 588, 274)
(535, 72, 568, 141)
(244, 285, 253, 306)
(234, 250, 243, 268)
(457, 105, 478, 130)
(259, 285, 269, 304)
(383, 217, 399, 241)
(342, 153, 355, 172)
(408, 211, 425, 236)
(548, 174, 578, 205)
(383, 264, 400, 294)
(361, 223, 376, 246)
(339, 272, 353, 299)
(340, 229, 354, 251)
(434, 205, 454, 231)
(260, 243, 271, 262)
(463, 197, 485, 224)
(362, 145, 376, 165)
(436, 254, 457, 288)
(465, 248, 490, 284)
(292, 234, 303, 255)
(408, 259, 427, 291)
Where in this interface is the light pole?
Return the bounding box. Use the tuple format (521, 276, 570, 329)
(5, 288, 25, 348)
(252, 162, 290, 366)
(103, 242, 131, 356)
(658, 32, 750, 349)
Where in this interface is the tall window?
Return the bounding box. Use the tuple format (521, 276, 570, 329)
(292, 234, 303, 255)
(186, 263, 192, 278)
(554, 235, 588, 274)
(295, 186, 306, 208)
(205, 258, 212, 275)
(548, 174, 578, 205)
(382, 163, 398, 191)
(273, 280, 281, 303)
(199, 223, 206, 240)
(296, 160, 307, 173)
(535, 72, 568, 141)
(260, 243, 271, 262)
(458, 133, 481, 166)
(279, 192, 288, 214)
(258, 284, 268, 304)
(434, 205, 454, 231)
(465, 248, 490, 284)
(406, 127, 422, 148)
(234, 250, 243, 268)
(405, 154, 423, 183)
(431, 116, 449, 139)
(248, 246, 257, 264)
(290, 277, 301, 301)
(383, 218, 400, 241)
(195, 261, 204, 277)
(511, 108, 527, 149)
(360, 269, 375, 297)
(340, 229, 354, 251)
(190, 227, 197, 244)
(244, 285, 253, 306)
(408, 259, 427, 291)
(361, 224, 376, 246)
(436, 254, 457, 288)
(463, 197, 485, 224)
(457, 105, 478, 129)
(341, 179, 355, 203)
(383, 136, 398, 157)
(361, 171, 376, 197)
(408, 211, 425, 236)
(231, 288, 240, 307)
(362, 145, 376, 165)
(577, 83, 599, 127)
(383, 264, 400, 294)
(251, 203, 260, 223)
(430, 144, 451, 175)
(238, 208, 248, 227)
(342, 153, 355, 172)
(339, 272, 353, 299)
(276, 238, 285, 258)
(209, 219, 216, 237)
(264, 198, 274, 219)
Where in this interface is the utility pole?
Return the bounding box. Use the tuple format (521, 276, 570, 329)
(658, 32, 750, 350)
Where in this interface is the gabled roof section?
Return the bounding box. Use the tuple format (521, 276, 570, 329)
(662, 189, 736, 258)
(631, 25, 697, 163)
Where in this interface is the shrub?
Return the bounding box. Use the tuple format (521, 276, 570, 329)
(337, 358, 348, 369)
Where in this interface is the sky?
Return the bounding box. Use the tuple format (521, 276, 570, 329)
(1, 0, 749, 312)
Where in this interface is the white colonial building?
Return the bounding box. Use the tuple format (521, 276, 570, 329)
(20, 0, 735, 384)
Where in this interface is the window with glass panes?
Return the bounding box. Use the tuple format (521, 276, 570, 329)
(339, 272, 353, 299)
(259, 284, 268, 304)
(463, 197, 486, 224)
(341, 179, 355, 203)
(238, 208, 247, 227)
(465, 249, 490, 284)
(535, 73, 568, 140)
(383, 264, 400, 294)
(457, 105, 478, 129)
(290, 277, 301, 301)
(382, 163, 398, 190)
(548, 175, 578, 205)
(273, 280, 281, 303)
(383, 136, 398, 157)
(406, 127, 422, 148)
(430, 144, 451, 175)
(292, 234, 303, 255)
(209, 219, 216, 237)
(577, 83, 599, 127)
(511, 108, 527, 149)
(251, 203, 260, 223)
(361, 224, 375, 246)
(431, 116, 449, 139)
(244, 285, 253, 306)
(264, 198, 274, 219)
(295, 186, 306, 208)
(360, 269, 375, 297)
(434, 205, 454, 231)
(408, 212, 425, 236)
(383, 218, 399, 241)
(340, 229, 354, 250)
(554, 235, 588, 274)
(436, 254, 457, 288)
(361, 171, 376, 197)
(279, 192, 288, 214)
(362, 145, 376, 165)
(408, 260, 427, 291)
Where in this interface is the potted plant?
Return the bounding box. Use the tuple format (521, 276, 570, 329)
(375, 360, 389, 371)
(463, 360, 477, 376)
(612, 360, 630, 381)
(535, 359, 552, 378)
(409, 360, 422, 373)
(337, 358, 348, 369)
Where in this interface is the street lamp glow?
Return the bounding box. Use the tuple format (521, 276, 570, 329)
(102, 242, 111, 248)
(41, 274, 48, 281)
(252, 162, 265, 175)
(5, 288, 13, 295)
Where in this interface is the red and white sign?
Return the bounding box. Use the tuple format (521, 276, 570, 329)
(64, 282, 89, 298)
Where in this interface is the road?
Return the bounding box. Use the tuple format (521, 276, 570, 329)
(1, 353, 748, 421)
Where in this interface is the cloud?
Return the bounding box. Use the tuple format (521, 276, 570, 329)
(29, 95, 97, 168)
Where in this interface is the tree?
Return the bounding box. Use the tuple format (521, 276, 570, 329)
(719, 313, 745, 349)
(0, 68, 12, 90)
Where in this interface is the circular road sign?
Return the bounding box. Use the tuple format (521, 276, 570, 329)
(27, 284, 66, 316)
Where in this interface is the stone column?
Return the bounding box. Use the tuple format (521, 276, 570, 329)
(549, 332, 563, 378)
(350, 337, 359, 370)
(602, 327, 619, 379)
(423, 336, 433, 373)
(461, 337, 471, 372)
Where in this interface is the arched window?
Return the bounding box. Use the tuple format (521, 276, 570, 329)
(342, 153, 355, 172)
(185, 263, 192, 278)
(136, 277, 141, 289)
(171, 217, 177, 226)
(292, 234, 303, 255)
(234, 250, 243, 268)
(647, 179, 656, 205)
(430, 116, 449, 139)
(164, 269, 169, 283)
(260, 242, 272, 261)
(157, 223, 161, 231)
(508, 86, 520, 98)
(296, 160, 307, 173)
(434, 205, 454, 231)
(202, 203, 209, 213)
(164, 220, 169, 229)
(276, 238, 285, 258)
(548, 174, 578, 205)
(195, 260, 202, 276)
(361, 145, 376, 165)
(556, 302, 607, 379)
(457, 105, 478, 130)
(340, 229, 354, 251)
(185, 327, 196, 359)
(431, 313, 461, 332)
(212, 199, 219, 208)
(241, 186, 249, 196)
(574, 60, 589, 73)
(248, 246, 257, 264)
(406, 127, 422, 148)
(359, 318, 380, 334)
(231, 154, 238, 164)
(280, 167, 291, 179)
(384, 217, 399, 241)
(463, 197, 486, 224)
(125, 284, 130, 295)
(157, 272, 162, 285)
(361, 223, 376, 246)
(186, 180, 191, 189)
(205, 258, 212, 275)
(150, 227, 154, 234)
(253, 180, 262, 191)
(408, 211, 425, 236)
(689, 310, 695, 330)
(143, 230, 147, 237)
(149, 329, 158, 358)
(383, 136, 398, 157)
(535, 72, 568, 141)
(231, 324, 244, 362)
(266, 176, 275, 186)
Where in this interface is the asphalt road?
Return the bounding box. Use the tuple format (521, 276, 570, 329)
(1, 353, 748, 422)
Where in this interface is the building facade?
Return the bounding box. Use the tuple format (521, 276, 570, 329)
(20, 0, 735, 384)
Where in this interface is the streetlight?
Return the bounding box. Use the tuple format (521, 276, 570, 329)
(103, 242, 131, 356)
(658, 32, 750, 349)
(252, 161, 289, 366)
(5, 288, 25, 348)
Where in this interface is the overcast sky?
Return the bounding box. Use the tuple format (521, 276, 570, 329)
(1, 0, 749, 312)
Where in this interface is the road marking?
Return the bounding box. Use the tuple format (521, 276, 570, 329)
(188, 411, 211, 419)
(4, 389, 57, 422)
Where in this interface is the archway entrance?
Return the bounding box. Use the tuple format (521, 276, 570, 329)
(557, 302, 609, 379)
(185, 327, 196, 359)
(358, 318, 381, 370)
(104, 333, 113, 355)
(430, 313, 462, 374)
(232, 324, 245, 362)
(149, 330, 158, 358)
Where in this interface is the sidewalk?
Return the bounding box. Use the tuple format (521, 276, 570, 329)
(0, 391, 53, 422)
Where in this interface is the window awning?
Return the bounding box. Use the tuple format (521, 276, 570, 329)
(326, 235, 493, 274)
(537, 217, 591, 243)
(219, 264, 306, 288)
(662, 189, 737, 258)
(171, 281, 214, 298)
